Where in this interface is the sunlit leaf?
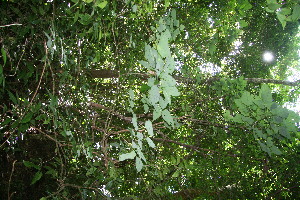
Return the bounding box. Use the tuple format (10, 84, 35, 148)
(159, 96, 168, 109)
(132, 4, 137, 13)
(129, 89, 134, 100)
(268, 3, 281, 11)
(276, 12, 287, 28)
(145, 120, 154, 136)
(153, 106, 162, 120)
(148, 85, 160, 106)
(157, 30, 171, 58)
(97, 0, 108, 9)
(259, 84, 272, 104)
(291, 4, 300, 21)
(136, 156, 143, 172)
(132, 114, 138, 130)
(162, 109, 174, 126)
(119, 151, 136, 161)
(137, 132, 143, 140)
(144, 104, 149, 113)
(146, 137, 156, 148)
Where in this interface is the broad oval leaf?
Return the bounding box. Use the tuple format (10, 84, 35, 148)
(153, 106, 162, 120)
(119, 151, 136, 161)
(162, 109, 174, 126)
(148, 85, 160, 106)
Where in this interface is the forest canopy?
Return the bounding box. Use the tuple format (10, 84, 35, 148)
(1, 0, 300, 199)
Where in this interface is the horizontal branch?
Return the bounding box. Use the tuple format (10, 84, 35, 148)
(88, 69, 119, 78)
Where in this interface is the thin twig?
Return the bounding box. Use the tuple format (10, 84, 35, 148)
(29, 41, 48, 105)
(7, 160, 17, 200)
(0, 23, 22, 27)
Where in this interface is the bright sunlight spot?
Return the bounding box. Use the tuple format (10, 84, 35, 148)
(263, 51, 275, 63)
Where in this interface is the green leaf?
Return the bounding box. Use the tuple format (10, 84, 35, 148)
(259, 84, 272, 104)
(73, 10, 79, 24)
(270, 145, 282, 155)
(279, 126, 290, 139)
(242, 116, 254, 125)
(136, 156, 143, 172)
(146, 137, 156, 148)
(132, 114, 138, 130)
(291, 4, 300, 21)
(136, 148, 146, 162)
(141, 84, 151, 93)
(148, 85, 160, 106)
(223, 110, 233, 120)
(119, 151, 136, 161)
(96, 1, 107, 9)
(79, 13, 92, 25)
(31, 171, 43, 185)
(160, 74, 176, 87)
(209, 42, 216, 55)
(164, 0, 170, 10)
(266, 137, 273, 147)
(139, 60, 150, 69)
(147, 77, 155, 87)
(157, 30, 171, 58)
(164, 57, 175, 74)
(1, 117, 12, 126)
(129, 89, 134, 100)
(144, 104, 149, 113)
(157, 19, 167, 32)
(162, 109, 174, 126)
(1, 48, 6, 65)
(145, 120, 154, 136)
(21, 112, 33, 124)
(172, 170, 180, 177)
(132, 4, 137, 12)
(276, 12, 287, 28)
(23, 160, 41, 170)
(238, 19, 248, 28)
(278, 8, 291, 15)
(163, 86, 180, 97)
(268, 3, 281, 11)
(129, 100, 134, 108)
(159, 96, 168, 109)
(153, 106, 162, 120)
(132, 141, 139, 149)
(8, 91, 18, 104)
(258, 141, 270, 156)
(137, 132, 143, 140)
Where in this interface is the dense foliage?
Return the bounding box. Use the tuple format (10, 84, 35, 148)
(1, 0, 300, 199)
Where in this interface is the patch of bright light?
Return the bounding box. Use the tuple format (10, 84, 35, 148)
(263, 51, 274, 63)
